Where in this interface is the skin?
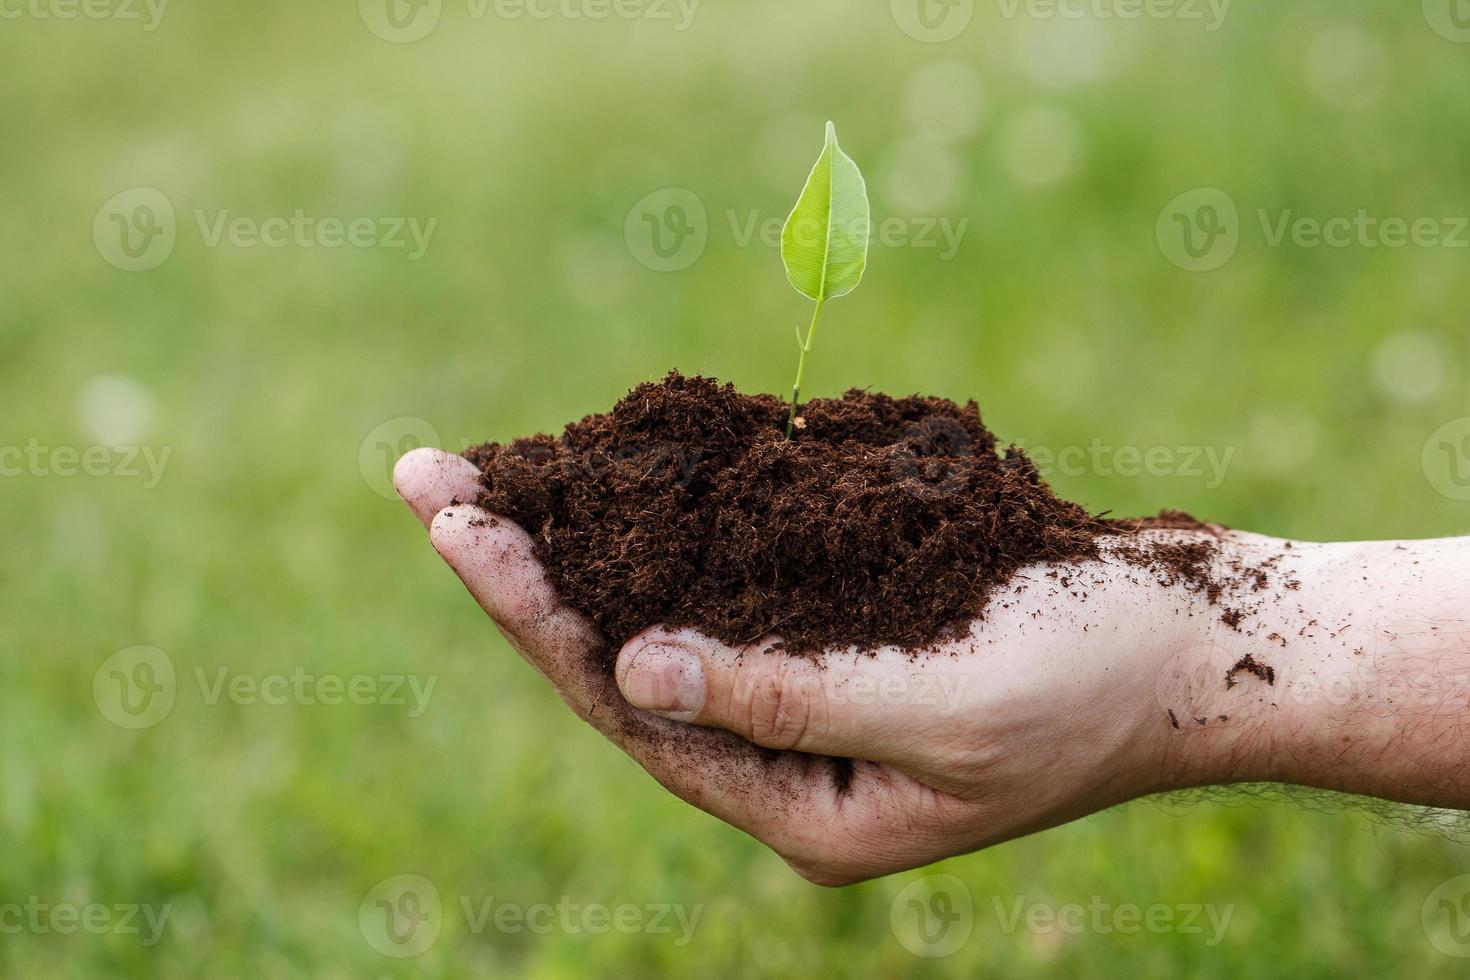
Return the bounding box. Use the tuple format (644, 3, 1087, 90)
(395, 446, 1470, 886)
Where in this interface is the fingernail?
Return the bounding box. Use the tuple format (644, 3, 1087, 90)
(622, 644, 704, 718)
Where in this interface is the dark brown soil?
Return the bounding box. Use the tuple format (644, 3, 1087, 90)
(463, 373, 1251, 666)
(1226, 654, 1277, 689)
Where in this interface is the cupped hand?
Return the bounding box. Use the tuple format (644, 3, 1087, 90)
(394, 447, 1271, 885)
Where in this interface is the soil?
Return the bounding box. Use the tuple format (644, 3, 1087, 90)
(1226, 654, 1277, 689)
(463, 372, 1265, 669)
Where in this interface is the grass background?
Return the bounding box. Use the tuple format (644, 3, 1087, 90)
(3, 0, 1470, 975)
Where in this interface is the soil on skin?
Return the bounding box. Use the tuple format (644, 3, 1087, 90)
(464, 373, 1261, 668)
(1226, 654, 1277, 689)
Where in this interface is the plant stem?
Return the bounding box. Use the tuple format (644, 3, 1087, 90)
(785, 297, 825, 439)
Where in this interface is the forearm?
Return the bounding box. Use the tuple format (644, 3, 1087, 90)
(1172, 535, 1470, 807)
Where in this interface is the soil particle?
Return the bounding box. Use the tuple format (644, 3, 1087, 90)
(1226, 654, 1277, 689)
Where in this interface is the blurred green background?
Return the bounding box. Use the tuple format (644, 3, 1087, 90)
(3, 0, 1470, 975)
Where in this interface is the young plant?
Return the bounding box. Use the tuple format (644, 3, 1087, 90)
(780, 121, 872, 438)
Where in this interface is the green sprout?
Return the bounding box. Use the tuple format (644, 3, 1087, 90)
(780, 121, 872, 438)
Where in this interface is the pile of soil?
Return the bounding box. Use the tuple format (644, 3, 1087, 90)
(464, 373, 1244, 665)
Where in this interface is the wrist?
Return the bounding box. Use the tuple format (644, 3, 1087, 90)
(1147, 532, 1325, 792)
(1157, 535, 1470, 805)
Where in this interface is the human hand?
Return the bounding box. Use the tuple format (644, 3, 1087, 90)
(396, 447, 1470, 884)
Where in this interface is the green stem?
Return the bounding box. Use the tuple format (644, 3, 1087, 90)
(785, 297, 826, 439)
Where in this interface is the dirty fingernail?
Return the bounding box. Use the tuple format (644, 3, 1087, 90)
(621, 645, 704, 718)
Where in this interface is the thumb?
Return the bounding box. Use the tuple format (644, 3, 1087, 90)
(615, 628, 963, 764)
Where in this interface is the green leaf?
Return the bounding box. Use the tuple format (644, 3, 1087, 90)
(781, 121, 871, 303)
